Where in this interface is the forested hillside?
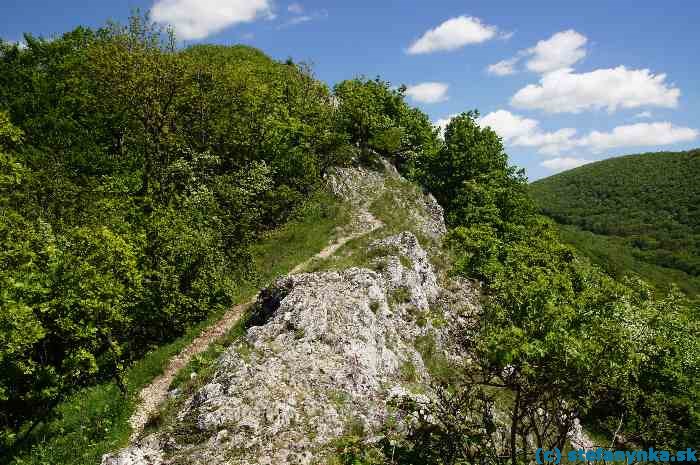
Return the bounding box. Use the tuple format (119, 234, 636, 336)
(530, 150, 700, 298)
(1, 14, 698, 465)
(0, 16, 441, 459)
(0, 17, 356, 446)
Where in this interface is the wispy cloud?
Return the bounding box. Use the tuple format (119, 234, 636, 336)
(487, 58, 518, 76)
(287, 2, 303, 14)
(280, 6, 328, 28)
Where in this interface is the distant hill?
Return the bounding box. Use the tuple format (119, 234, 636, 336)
(530, 149, 700, 298)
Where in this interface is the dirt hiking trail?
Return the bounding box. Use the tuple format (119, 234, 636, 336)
(128, 209, 382, 441)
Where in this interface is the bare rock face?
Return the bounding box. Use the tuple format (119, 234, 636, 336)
(102, 435, 163, 465)
(103, 160, 476, 465)
(327, 162, 446, 240)
(418, 192, 447, 239)
(103, 232, 478, 465)
(327, 164, 386, 208)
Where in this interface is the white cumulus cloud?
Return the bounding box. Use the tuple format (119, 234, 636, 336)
(152, 0, 273, 40)
(525, 29, 587, 73)
(478, 110, 578, 155)
(518, 128, 580, 155)
(487, 58, 518, 76)
(487, 29, 587, 78)
(479, 110, 539, 142)
(540, 157, 591, 172)
(407, 16, 498, 54)
(477, 111, 698, 157)
(405, 82, 449, 103)
(579, 122, 698, 152)
(634, 111, 653, 119)
(511, 66, 681, 114)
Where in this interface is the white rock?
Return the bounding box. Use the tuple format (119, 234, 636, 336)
(102, 161, 478, 465)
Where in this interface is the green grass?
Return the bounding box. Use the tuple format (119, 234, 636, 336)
(305, 176, 445, 274)
(305, 233, 383, 272)
(248, 194, 351, 286)
(414, 333, 457, 383)
(4, 314, 223, 465)
(167, 310, 253, 396)
(328, 390, 350, 411)
(399, 359, 419, 383)
(4, 192, 351, 465)
(141, 307, 255, 451)
(389, 286, 412, 307)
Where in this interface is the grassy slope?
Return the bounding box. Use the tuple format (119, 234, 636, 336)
(530, 149, 700, 299)
(5, 193, 350, 465)
(306, 175, 445, 274)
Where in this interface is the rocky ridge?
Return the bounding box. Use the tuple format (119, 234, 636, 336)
(103, 161, 478, 465)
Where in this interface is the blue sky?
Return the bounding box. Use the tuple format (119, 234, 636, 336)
(2, 0, 699, 180)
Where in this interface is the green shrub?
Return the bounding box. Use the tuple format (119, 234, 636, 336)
(0, 13, 354, 453)
(389, 286, 411, 307)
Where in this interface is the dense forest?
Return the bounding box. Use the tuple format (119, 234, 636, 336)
(0, 16, 438, 459)
(1, 14, 698, 465)
(0, 17, 355, 449)
(530, 150, 700, 298)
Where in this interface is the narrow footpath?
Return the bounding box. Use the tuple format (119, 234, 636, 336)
(127, 209, 382, 441)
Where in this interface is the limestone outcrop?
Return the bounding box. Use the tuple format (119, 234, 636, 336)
(103, 162, 478, 465)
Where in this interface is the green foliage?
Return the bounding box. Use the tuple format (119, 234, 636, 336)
(555, 225, 700, 298)
(333, 77, 438, 170)
(417, 111, 534, 230)
(530, 149, 700, 298)
(396, 111, 698, 460)
(389, 287, 412, 307)
(414, 334, 457, 383)
(5, 192, 350, 465)
(0, 12, 355, 450)
(388, 384, 502, 465)
(585, 284, 700, 448)
(5, 315, 219, 465)
(528, 150, 700, 444)
(328, 436, 386, 465)
(1, 10, 696, 463)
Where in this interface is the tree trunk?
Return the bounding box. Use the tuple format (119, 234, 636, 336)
(511, 385, 521, 465)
